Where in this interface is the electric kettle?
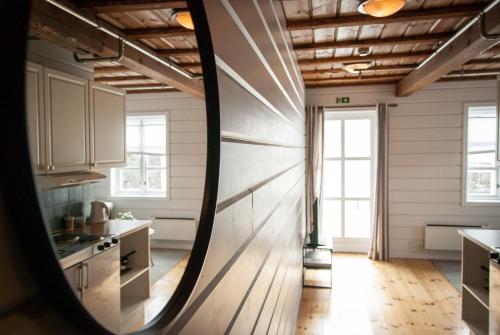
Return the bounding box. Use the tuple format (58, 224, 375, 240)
(90, 201, 113, 224)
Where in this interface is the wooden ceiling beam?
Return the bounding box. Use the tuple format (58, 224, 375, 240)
(446, 68, 500, 77)
(397, 2, 500, 96)
(93, 65, 132, 74)
(112, 83, 172, 88)
(156, 48, 199, 57)
(298, 51, 430, 66)
(126, 88, 180, 94)
(94, 75, 150, 82)
(30, 0, 203, 98)
(294, 33, 451, 52)
(287, 4, 484, 31)
(301, 64, 416, 76)
(76, 0, 187, 13)
(124, 27, 194, 39)
(305, 75, 404, 84)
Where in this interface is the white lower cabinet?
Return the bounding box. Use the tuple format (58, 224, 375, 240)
(24, 63, 126, 174)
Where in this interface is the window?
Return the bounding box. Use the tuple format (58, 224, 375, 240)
(322, 109, 376, 252)
(464, 104, 499, 203)
(111, 113, 168, 198)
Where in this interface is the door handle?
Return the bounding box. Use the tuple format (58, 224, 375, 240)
(83, 262, 89, 289)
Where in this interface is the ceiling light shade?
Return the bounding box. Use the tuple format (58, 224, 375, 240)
(173, 10, 194, 30)
(342, 62, 373, 74)
(358, 0, 406, 17)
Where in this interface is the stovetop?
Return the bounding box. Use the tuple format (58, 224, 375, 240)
(52, 232, 117, 262)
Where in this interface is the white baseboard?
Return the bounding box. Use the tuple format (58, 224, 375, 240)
(390, 250, 461, 261)
(151, 239, 194, 250)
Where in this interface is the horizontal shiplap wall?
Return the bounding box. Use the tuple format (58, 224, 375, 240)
(165, 0, 305, 334)
(306, 80, 500, 260)
(95, 92, 206, 222)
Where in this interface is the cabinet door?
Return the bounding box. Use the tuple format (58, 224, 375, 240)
(89, 82, 126, 168)
(63, 263, 82, 301)
(25, 62, 46, 175)
(44, 67, 89, 173)
(82, 246, 120, 333)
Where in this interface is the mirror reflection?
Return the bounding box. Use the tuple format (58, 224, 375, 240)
(26, 1, 205, 333)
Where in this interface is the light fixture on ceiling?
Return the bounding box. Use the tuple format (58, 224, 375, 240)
(358, 0, 406, 17)
(358, 47, 370, 57)
(173, 9, 194, 30)
(342, 62, 373, 74)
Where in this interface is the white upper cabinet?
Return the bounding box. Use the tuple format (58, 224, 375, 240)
(25, 62, 46, 175)
(44, 67, 89, 173)
(89, 82, 126, 168)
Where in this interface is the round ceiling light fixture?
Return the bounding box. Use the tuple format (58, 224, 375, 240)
(358, 47, 371, 57)
(173, 9, 194, 30)
(358, 0, 406, 17)
(342, 62, 373, 74)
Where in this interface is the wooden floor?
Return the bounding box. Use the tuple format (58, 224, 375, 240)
(296, 253, 468, 335)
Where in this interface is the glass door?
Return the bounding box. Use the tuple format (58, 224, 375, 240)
(322, 109, 376, 252)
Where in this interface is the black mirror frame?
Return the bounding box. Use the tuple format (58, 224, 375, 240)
(0, 0, 219, 333)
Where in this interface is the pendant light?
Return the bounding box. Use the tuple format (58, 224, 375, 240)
(173, 9, 194, 30)
(358, 0, 406, 17)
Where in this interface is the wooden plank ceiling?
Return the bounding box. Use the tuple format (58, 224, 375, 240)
(65, 0, 200, 94)
(53, 0, 499, 94)
(282, 0, 500, 88)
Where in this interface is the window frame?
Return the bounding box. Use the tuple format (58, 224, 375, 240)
(110, 111, 170, 199)
(462, 102, 500, 206)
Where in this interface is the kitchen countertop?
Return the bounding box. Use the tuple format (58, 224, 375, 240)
(459, 228, 500, 252)
(55, 219, 151, 269)
(75, 219, 151, 237)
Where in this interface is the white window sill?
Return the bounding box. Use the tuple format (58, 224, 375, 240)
(462, 200, 500, 207)
(109, 195, 168, 201)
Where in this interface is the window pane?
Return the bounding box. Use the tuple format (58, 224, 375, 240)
(467, 170, 496, 196)
(468, 152, 495, 168)
(324, 120, 341, 158)
(126, 153, 141, 167)
(468, 106, 496, 153)
(345, 160, 370, 198)
(345, 200, 371, 238)
(143, 124, 166, 154)
(345, 119, 371, 157)
(146, 154, 166, 168)
(322, 200, 341, 238)
(146, 169, 166, 192)
(126, 124, 140, 153)
(120, 169, 142, 191)
(323, 161, 341, 198)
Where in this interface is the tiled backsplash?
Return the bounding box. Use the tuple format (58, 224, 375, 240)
(39, 184, 96, 232)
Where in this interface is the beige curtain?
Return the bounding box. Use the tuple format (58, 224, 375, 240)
(368, 103, 389, 261)
(305, 106, 324, 235)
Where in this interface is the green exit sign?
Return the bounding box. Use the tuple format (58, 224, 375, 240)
(336, 96, 350, 104)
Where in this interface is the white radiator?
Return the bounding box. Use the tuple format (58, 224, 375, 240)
(424, 224, 483, 251)
(151, 217, 197, 241)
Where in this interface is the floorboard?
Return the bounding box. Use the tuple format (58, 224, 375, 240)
(296, 253, 468, 335)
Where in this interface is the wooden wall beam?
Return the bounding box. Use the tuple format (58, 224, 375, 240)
(396, 2, 500, 96)
(294, 33, 451, 52)
(298, 51, 430, 66)
(287, 4, 483, 31)
(29, 0, 204, 98)
(124, 27, 194, 39)
(76, 0, 187, 13)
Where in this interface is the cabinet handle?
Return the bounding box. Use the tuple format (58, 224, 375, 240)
(90, 162, 97, 168)
(78, 265, 84, 291)
(83, 263, 89, 289)
(49, 165, 55, 171)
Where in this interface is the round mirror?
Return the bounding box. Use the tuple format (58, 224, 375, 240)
(20, 0, 218, 333)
